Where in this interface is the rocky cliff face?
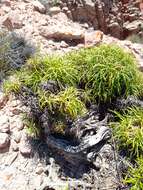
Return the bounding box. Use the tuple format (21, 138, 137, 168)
(61, 0, 143, 39)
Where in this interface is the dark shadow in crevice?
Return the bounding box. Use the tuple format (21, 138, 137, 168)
(28, 137, 92, 179)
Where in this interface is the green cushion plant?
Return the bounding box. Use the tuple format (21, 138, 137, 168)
(124, 156, 143, 190)
(38, 87, 87, 119)
(23, 55, 79, 91)
(112, 107, 143, 157)
(65, 44, 143, 103)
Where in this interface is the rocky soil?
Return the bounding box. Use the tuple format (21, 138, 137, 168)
(0, 94, 119, 190)
(0, 0, 143, 190)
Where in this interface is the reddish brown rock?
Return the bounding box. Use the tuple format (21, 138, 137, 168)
(84, 30, 103, 47)
(40, 14, 85, 43)
(1, 0, 11, 6)
(0, 133, 10, 149)
(60, 0, 143, 39)
(2, 14, 23, 30)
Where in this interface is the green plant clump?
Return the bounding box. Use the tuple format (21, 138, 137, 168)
(112, 107, 143, 157)
(65, 44, 143, 103)
(124, 157, 143, 190)
(20, 55, 79, 92)
(23, 114, 41, 137)
(3, 75, 21, 95)
(3, 44, 143, 136)
(38, 87, 87, 119)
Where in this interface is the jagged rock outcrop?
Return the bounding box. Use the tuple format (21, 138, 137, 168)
(60, 0, 143, 39)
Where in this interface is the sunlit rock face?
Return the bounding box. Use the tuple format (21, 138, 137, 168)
(60, 0, 143, 39)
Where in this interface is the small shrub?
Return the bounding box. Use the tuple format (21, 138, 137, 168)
(112, 107, 143, 157)
(23, 114, 41, 137)
(38, 87, 87, 119)
(0, 30, 34, 76)
(22, 55, 79, 91)
(124, 156, 143, 190)
(85, 44, 143, 103)
(65, 45, 143, 103)
(64, 47, 97, 84)
(3, 75, 21, 95)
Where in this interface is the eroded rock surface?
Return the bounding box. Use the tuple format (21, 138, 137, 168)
(61, 0, 143, 39)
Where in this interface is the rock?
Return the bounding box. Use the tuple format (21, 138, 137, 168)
(12, 131, 21, 143)
(10, 108, 22, 115)
(108, 22, 122, 39)
(0, 93, 8, 109)
(35, 166, 44, 175)
(5, 152, 18, 166)
(10, 100, 21, 107)
(40, 21, 84, 42)
(1, 0, 11, 6)
(19, 142, 32, 157)
(11, 140, 19, 151)
(10, 117, 24, 131)
(61, 0, 142, 39)
(123, 20, 143, 37)
(32, 1, 46, 14)
(49, 7, 61, 15)
(84, 30, 103, 47)
(19, 133, 32, 157)
(0, 133, 10, 149)
(2, 15, 23, 30)
(60, 41, 69, 48)
(121, 0, 130, 3)
(0, 115, 10, 133)
(140, 2, 143, 11)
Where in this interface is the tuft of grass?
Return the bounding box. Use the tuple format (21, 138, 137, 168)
(85, 44, 143, 103)
(64, 47, 97, 84)
(65, 45, 143, 103)
(38, 87, 87, 119)
(124, 156, 143, 190)
(3, 75, 21, 95)
(111, 107, 143, 157)
(21, 55, 79, 91)
(52, 120, 67, 134)
(23, 114, 41, 137)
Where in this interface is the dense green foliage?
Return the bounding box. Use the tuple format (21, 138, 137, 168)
(112, 107, 143, 189)
(112, 107, 143, 157)
(16, 55, 79, 92)
(4, 44, 143, 102)
(124, 157, 143, 190)
(65, 44, 143, 103)
(38, 87, 87, 118)
(2, 41, 143, 189)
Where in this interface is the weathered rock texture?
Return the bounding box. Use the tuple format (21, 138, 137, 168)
(61, 0, 143, 39)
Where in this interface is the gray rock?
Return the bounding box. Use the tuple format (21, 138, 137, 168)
(12, 130, 22, 143)
(49, 6, 61, 15)
(32, 0, 46, 14)
(0, 115, 10, 133)
(19, 140, 32, 157)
